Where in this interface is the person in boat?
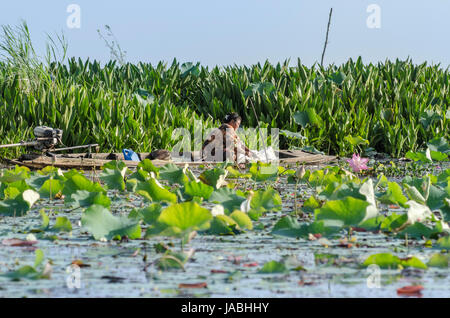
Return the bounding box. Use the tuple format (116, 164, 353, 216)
(202, 112, 255, 162)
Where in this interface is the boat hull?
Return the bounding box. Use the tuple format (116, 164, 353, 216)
(3, 150, 337, 170)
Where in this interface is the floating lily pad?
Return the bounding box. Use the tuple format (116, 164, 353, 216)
(100, 166, 127, 191)
(199, 168, 228, 189)
(271, 216, 341, 238)
(258, 260, 287, 274)
(127, 169, 150, 183)
(400, 257, 428, 270)
(436, 236, 450, 250)
(229, 210, 253, 230)
(2, 266, 40, 280)
(135, 177, 177, 203)
(1, 249, 50, 280)
(39, 179, 63, 199)
(405, 149, 433, 163)
(318, 182, 363, 201)
(397, 221, 442, 239)
(208, 188, 246, 213)
(159, 164, 189, 185)
(404, 184, 427, 205)
(315, 197, 370, 227)
(0, 189, 40, 216)
(81, 204, 141, 241)
(183, 181, 214, 200)
(26, 170, 64, 192)
(157, 201, 212, 233)
(357, 216, 385, 231)
(102, 160, 128, 171)
(377, 181, 408, 208)
(3, 181, 31, 199)
(380, 213, 408, 232)
(156, 250, 191, 271)
(249, 162, 278, 182)
(0, 166, 30, 183)
(250, 187, 282, 213)
(430, 150, 449, 161)
(427, 253, 449, 268)
(242, 188, 282, 220)
(63, 172, 105, 199)
(426, 184, 447, 211)
(363, 253, 400, 269)
(209, 215, 239, 235)
(362, 253, 427, 269)
(137, 159, 159, 176)
(66, 190, 111, 208)
(301, 195, 321, 213)
(128, 204, 162, 225)
(50, 217, 72, 233)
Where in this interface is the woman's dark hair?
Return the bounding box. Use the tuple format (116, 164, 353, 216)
(223, 112, 241, 124)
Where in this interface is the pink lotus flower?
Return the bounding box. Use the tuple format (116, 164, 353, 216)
(346, 153, 369, 173)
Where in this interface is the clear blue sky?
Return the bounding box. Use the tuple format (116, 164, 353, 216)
(0, 0, 448, 68)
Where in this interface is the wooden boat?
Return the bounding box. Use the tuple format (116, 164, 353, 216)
(2, 150, 337, 170)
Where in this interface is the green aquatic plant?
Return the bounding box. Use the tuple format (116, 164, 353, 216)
(137, 159, 160, 176)
(0, 189, 39, 216)
(436, 236, 450, 250)
(135, 176, 177, 203)
(258, 260, 288, 274)
(271, 215, 341, 238)
(128, 203, 162, 225)
(248, 162, 279, 182)
(100, 163, 127, 192)
(157, 201, 212, 234)
(377, 181, 408, 208)
(405, 137, 449, 163)
(159, 164, 189, 185)
(1, 34, 450, 158)
(208, 187, 246, 213)
(62, 171, 106, 204)
(67, 190, 111, 209)
(199, 168, 228, 189)
(427, 253, 449, 268)
(183, 180, 214, 200)
(1, 249, 52, 280)
(240, 187, 282, 220)
(208, 210, 253, 235)
(155, 249, 192, 271)
(362, 253, 427, 270)
(49, 216, 72, 233)
(315, 197, 370, 228)
(81, 204, 141, 241)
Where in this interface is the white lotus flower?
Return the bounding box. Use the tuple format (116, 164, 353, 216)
(26, 234, 37, 242)
(211, 205, 225, 217)
(406, 200, 432, 224)
(359, 179, 378, 222)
